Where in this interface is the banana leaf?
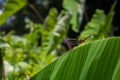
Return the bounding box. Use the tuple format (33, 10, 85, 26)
(30, 37, 120, 80)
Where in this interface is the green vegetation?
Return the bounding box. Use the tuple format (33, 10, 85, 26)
(31, 37, 120, 80)
(0, 0, 119, 80)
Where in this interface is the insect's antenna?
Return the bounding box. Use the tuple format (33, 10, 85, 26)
(69, 38, 80, 46)
(78, 34, 92, 43)
(64, 38, 79, 49)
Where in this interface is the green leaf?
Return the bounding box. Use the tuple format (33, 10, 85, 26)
(31, 60, 57, 80)
(79, 1, 117, 42)
(0, 0, 27, 25)
(30, 37, 120, 80)
(43, 7, 58, 32)
(103, 1, 117, 36)
(24, 23, 43, 45)
(42, 11, 71, 55)
(4, 35, 28, 47)
(46, 12, 71, 54)
(79, 9, 106, 42)
(41, 8, 58, 54)
(63, 0, 85, 32)
(0, 38, 10, 48)
(17, 61, 28, 73)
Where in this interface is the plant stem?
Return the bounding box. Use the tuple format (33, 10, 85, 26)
(26, 74, 30, 80)
(28, 3, 44, 23)
(2, 61, 5, 80)
(0, 49, 2, 80)
(0, 49, 5, 80)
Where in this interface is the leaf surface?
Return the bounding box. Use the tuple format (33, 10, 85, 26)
(30, 37, 120, 80)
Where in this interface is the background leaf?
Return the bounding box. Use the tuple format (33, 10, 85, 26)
(41, 8, 58, 54)
(42, 11, 71, 55)
(79, 1, 116, 42)
(47, 12, 71, 54)
(63, 0, 85, 32)
(79, 9, 106, 42)
(0, 0, 27, 25)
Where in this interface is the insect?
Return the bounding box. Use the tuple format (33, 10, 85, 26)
(77, 34, 92, 43)
(64, 35, 92, 49)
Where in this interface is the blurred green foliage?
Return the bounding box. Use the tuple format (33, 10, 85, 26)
(63, 0, 85, 32)
(0, 0, 117, 80)
(0, 0, 27, 25)
(79, 1, 116, 43)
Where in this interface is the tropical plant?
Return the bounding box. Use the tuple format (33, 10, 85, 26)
(31, 37, 120, 80)
(0, 0, 119, 80)
(30, 1, 119, 80)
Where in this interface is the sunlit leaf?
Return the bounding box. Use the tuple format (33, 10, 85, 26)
(42, 11, 71, 55)
(63, 0, 85, 32)
(0, 0, 27, 25)
(46, 12, 71, 54)
(79, 9, 106, 42)
(4, 35, 28, 47)
(0, 38, 10, 48)
(41, 8, 58, 54)
(43, 7, 58, 32)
